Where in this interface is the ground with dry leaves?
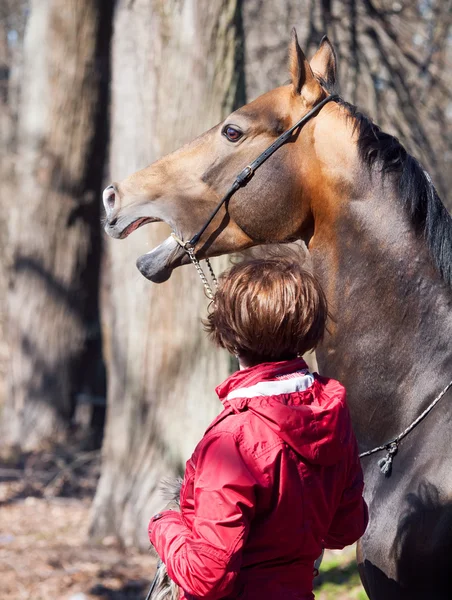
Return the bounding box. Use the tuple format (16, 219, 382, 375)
(0, 491, 155, 600)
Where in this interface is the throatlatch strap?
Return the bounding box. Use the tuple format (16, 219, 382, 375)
(188, 94, 339, 248)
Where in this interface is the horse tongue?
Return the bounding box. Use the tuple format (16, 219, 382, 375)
(136, 235, 179, 283)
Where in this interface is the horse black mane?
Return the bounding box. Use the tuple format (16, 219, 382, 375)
(335, 97, 452, 287)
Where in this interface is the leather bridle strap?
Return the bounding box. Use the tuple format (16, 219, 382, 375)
(185, 93, 340, 249)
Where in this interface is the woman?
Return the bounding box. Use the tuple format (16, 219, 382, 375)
(148, 255, 368, 599)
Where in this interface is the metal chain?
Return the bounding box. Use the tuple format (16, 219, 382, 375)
(186, 245, 217, 300)
(359, 377, 452, 476)
(205, 257, 218, 288)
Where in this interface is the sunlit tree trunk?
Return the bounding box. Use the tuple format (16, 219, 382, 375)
(0, 0, 112, 452)
(89, 0, 244, 549)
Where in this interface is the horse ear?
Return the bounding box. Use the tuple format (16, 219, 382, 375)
(289, 28, 319, 103)
(309, 36, 337, 89)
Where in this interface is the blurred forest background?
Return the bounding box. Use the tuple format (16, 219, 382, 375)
(0, 0, 451, 598)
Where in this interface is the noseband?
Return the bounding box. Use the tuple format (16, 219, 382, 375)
(171, 93, 339, 299)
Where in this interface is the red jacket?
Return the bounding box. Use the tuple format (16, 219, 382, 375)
(149, 359, 368, 600)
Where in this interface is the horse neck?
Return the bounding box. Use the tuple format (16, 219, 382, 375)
(309, 176, 452, 448)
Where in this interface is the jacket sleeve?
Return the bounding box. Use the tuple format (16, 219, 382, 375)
(323, 439, 369, 550)
(148, 432, 256, 599)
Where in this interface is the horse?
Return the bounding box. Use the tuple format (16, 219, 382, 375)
(103, 30, 452, 599)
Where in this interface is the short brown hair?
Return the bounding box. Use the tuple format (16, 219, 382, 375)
(204, 253, 328, 365)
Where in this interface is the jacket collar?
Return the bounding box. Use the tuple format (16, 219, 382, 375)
(216, 358, 311, 410)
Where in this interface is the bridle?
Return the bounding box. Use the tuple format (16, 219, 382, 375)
(171, 93, 340, 299)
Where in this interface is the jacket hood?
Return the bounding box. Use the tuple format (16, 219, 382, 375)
(216, 359, 350, 466)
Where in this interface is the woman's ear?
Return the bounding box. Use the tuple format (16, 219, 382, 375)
(288, 28, 321, 105)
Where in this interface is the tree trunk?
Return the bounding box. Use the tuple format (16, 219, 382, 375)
(1, 0, 112, 452)
(90, 0, 245, 549)
(0, 2, 28, 413)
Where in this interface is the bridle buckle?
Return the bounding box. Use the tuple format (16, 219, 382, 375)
(236, 165, 254, 186)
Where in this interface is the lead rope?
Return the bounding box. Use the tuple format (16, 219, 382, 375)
(172, 234, 218, 300)
(144, 560, 162, 600)
(359, 378, 452, 477)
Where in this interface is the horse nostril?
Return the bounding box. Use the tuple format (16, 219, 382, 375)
(102, 184, 117, 218)
(109, 216, 118, 227)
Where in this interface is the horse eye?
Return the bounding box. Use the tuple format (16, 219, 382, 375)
(222, 125, 243, 142)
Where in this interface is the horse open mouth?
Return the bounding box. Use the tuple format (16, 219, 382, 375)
(119, 216, 160, 239)
(112, 216, 187, 283)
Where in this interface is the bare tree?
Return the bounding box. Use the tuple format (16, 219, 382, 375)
(89, 0, 245, 549)
(0, 0, 112, 452)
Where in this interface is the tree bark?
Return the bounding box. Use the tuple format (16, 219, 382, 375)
(1, 0, 112, 451)
(89, 0, 245, 549)
(0, 1, 29, 413)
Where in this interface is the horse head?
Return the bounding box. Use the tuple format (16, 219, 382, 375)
(103, 32, 351, 282)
